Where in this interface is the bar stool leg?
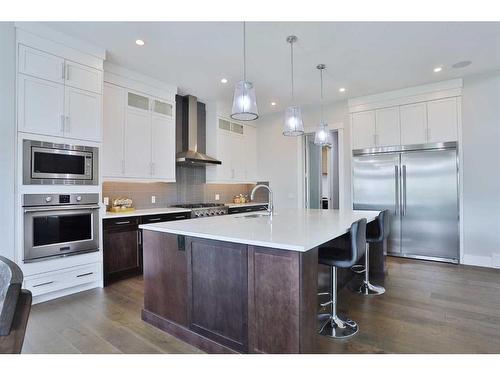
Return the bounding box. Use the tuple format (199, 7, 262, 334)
(357, 243, 386, 296)
(318, 266, 359, 339)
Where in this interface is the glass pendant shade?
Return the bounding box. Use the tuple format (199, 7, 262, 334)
(283, 105, 304, 136)
(231, 80, 259, 121)
(314, 122, 332, 147)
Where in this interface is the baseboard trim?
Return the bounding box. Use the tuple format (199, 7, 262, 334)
(141, 309, 237, 354)
(462, 254, 500, 269)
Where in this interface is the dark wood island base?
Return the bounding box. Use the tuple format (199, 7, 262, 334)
(141, 230, 319, 354)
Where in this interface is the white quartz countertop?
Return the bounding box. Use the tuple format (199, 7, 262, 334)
(102, 207, 191, 219)
(139, 208, 379, 252)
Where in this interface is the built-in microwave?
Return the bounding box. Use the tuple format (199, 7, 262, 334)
(23, 140, 98, 185)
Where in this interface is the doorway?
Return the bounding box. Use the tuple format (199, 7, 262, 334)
(304, 130, 340, 209)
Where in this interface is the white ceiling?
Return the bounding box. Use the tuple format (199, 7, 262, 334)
(44, 21, 500, 115)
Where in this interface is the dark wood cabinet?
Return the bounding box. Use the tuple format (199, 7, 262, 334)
(103, 217, 141, 286)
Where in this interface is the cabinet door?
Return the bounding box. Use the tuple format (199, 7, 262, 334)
(103, 221, 141, 286)
(244, 125, 258, 181)
(400, 103, 427, 145)
(18, 45, 64, 83)
(217, 130, 234, 181)
(351, 111, 376, 149)
(103, 83, 125, 177)
(17, 74, 65, 136)
(65, 61, 102, 93)
(64, 86, 101, 142)
(427, 98, 458, 143)
(231, 134, 246, 181)
(124, 108, 152, 178)
(151, 114, 176, 181)
(375, 107, 400, 147)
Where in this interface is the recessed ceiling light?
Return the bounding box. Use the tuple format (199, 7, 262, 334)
(433, 66, 443, 73)
(220, 78, 228, 84)
(135, 39, 145, 46)
(270, 102, 277, 106)
(452, 60, 472, 69)
(339, 87, 346, 93)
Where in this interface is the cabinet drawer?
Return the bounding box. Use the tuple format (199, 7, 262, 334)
(141, 212, 191, 224)
(24, 263, 101, 297)
(104, 216, 140, 228)
(228, 205, 267, 214)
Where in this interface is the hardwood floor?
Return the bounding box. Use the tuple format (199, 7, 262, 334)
(23, 257, 500, 354)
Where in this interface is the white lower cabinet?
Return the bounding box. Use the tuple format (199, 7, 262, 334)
(64, 86, 101, 142)
(24, 262, 101, 298)
(102, 82, 176, 181)
(17, 74, 65, 137)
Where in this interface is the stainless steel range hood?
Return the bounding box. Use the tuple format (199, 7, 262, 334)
(176, 95, 222, 165)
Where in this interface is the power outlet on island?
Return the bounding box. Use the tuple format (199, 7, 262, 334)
(151, 195, 156, 204)
(215, 194, 220, 201)
(103, 197, 109, 206)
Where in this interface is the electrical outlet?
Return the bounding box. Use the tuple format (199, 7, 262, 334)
(103, 197, 109, 206)
(151, 195, 156, 204)
(215, 194, 220, 201)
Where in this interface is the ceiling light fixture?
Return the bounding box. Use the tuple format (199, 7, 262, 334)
(433, 66, 443, 73)
(231, 22, 259, 121)
(220, 78, 228, 84)
(452, 60, 472, 69)
(135, 39, 145, 46)
(339, 87, 346, 93)
(271, 102, 277, 106)
(314, 64, 332, 148)
(282, 35, 304, 136)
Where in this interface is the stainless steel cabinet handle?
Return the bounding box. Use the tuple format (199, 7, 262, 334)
(137, 230, 142, 245)
(24, 204, 100, 213)
(395, 165, 400, 215)
(148, 218, 162, 222)
(62, 63, 66, 80)
(115, 220, 131, 225)
(60, 115, 65, 132)
(65, 65, 69, 81)
(76, 272, 93, 278)
(402, 165, 407, 216)
(65, 116, 70, 133)
(174, 215, 186, 219)
(33, 281, 54, 288)
(121, 160, 125, 174)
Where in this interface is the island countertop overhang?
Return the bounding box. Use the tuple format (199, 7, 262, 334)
(139, 208, 380, 252)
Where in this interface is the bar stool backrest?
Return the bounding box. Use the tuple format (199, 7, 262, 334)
(367, 209, 391, 242)
(0, 256, 23, 336)
(347, 218, 367, 267)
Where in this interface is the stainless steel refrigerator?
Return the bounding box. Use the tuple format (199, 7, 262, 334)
(352, 142, 459, 263)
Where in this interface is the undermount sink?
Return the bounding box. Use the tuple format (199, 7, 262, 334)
(234, 213, 270, 219)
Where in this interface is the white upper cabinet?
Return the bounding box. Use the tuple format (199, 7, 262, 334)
(352, 111, 376, 149)
(102, 84, 176, 182)
(102, 83, 125, 177)
(151, 115, 175, 180)
(124, 108, 152, 178)
(206, 118, 258, 183)
(18, 45, 64, 84)
(65, 61, 102, 94)
(400, 102, 427, 145)
(375, 107, 400, 147)
(17, 44, 103, 142)
(64, 86, 101, 142)
(426, 97, 458, 143)
(17, 74, 65, 137)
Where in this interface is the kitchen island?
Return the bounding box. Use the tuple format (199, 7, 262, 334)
(139, 208, 379, 354)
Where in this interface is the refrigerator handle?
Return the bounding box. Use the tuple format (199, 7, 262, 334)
(394, 165, 400, 215)
(402, 165, 407, 216)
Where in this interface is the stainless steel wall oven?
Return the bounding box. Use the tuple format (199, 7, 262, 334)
(23, 194, 100, 263)
(23, 140, 98, 185)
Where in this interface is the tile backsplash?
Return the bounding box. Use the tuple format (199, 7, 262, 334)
(103, 166, 268, 209)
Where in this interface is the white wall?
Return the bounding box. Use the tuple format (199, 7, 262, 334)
(462, 71, 500, 268)
(256, 100, 351, 210)
(0, 22, 16, 260)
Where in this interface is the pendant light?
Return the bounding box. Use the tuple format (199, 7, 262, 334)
(314, 64, 333, 147)
(231, 22, 259, 121)
(283, 35, 304, 136)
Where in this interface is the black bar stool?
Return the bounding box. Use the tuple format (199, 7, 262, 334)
(352, 209, 390, 296)
(318, 218, 367, 339)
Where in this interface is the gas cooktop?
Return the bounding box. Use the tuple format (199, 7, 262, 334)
(171, 203, 225, 209)
(171, 203, 228, 217)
